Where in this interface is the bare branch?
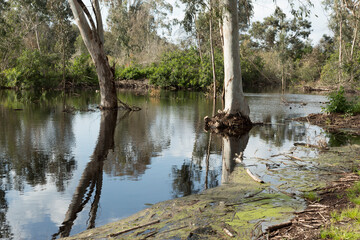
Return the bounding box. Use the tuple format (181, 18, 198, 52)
(91, 0, 104, 43)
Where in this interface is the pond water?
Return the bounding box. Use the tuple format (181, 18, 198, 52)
(0, 89, 355, 239)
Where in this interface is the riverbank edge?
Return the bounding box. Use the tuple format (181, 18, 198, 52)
(60, 143, 360, 240)
(269, 171, 360, 239)
(295, 113, 360, 135)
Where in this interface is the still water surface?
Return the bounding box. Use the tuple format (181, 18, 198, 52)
(0, 90, 350, 239)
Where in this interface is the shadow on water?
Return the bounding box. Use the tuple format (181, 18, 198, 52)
(52, 109, 121, 239)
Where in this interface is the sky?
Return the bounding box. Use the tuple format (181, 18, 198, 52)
(83, 0, 332, 45)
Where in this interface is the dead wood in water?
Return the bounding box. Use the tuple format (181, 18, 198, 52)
(246, 168, 264, 183)
(294, 142, 329, 150)
(266, 221, 292, 232)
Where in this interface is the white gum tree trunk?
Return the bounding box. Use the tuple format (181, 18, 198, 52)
(69, 0, 118, 109)
(222, 0, 250, 118)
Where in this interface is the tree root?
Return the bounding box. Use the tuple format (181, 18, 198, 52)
(204, 110, 252, 136)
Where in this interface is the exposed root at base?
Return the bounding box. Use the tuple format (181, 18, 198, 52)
(204, 111, 252, 136)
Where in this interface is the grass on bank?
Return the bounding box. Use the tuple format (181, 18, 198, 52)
(320, 179, 360, 239)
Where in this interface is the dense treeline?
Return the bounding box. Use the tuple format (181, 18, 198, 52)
(0, 0, 359, 92)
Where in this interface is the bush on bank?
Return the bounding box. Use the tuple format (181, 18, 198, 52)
(0, 51, 98, 89)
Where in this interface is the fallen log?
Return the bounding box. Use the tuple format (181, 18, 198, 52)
(294, 142, 329, 150)
(266, 221, 292, 232)
(108, 220, 160, 237)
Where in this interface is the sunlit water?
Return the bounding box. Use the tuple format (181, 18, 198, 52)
(0, 90, 356, 239)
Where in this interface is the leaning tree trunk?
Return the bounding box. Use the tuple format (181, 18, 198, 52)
(222, 0, 250, 118)
(69, 0, 118, 109)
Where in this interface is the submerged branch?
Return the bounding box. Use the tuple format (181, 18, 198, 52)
(118, 99, 142, 111)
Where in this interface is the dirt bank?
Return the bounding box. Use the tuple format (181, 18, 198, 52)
(269, 172, 360, 239)
(296, 113, 360, 135)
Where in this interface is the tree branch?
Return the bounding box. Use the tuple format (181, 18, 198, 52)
(91, 0, 104, 43)
(76, 0, 97, 31)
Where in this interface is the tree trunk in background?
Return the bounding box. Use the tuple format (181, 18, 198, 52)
(195, 14, 203, 63)
(69, 0, 118, 109)
(337, 0, 343, 85)
(209, 7, 217, 99)
(222, 0, 250, 118)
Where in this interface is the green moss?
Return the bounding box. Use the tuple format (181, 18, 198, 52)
(302, 191, 320, 202)
(226, 193, 296, 229)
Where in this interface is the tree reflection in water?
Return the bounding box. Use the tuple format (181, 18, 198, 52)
(52, 109, 122, 239)
(221, 132, 250, 184)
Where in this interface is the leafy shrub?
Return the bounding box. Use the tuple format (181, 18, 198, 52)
(68, 54, 97, 85)
(241, 55, 265, 88)
(198, 48, 224, 91)
(150, 48, 203, 89)
(320, 52, 341, 85)
(116, 65, 145, 80)
(1, 50, 60, 89)
(1, 68, 21, 87)
(324, 87, 359, 114)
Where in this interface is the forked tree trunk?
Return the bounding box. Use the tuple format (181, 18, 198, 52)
(69, 0, 118, 109)
(222, 0, 250, 118)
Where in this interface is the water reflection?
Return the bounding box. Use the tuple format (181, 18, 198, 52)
(0, 156, 12, 240)
(0, 90, 337, 239)
(53, 109, 119, 239)
(221, 133, 250, 183)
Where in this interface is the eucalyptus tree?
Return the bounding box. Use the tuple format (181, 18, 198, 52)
(47, 0, 73, 89)
(106, 0, 173, 64)
(322, 0, 360, 84)
(181, 0, 252, 100)
(0, 0, 48, 70)
(221, 0, 250, 118)
(250, 7, 311, 92)
(68, 0, 118, 109)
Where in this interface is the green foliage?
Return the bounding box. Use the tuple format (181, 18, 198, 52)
(324, 87, 359, 114)
(198, 48, 224, 90)
(241, 54, 265, 88)
(321, 224, 360, 240)
(320, 180, 360, 240)
(347, 181, 360, 204)
(149, 48, 203, 89)
(116, 65, 148, 80)
(68, 54, 97, 86)
(320, 52, 341, 84)
(1, 50, 60, 89)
